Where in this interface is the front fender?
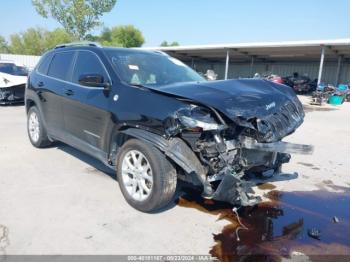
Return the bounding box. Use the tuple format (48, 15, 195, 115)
(121, 128, 206, 173)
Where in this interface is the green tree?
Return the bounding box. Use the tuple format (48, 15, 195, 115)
(9, 28, 46, 55)
(85, 34, 99, 42)
(9, 27, 73, 55)
(32, 0, 117, 40)
(160, 41, 180, 47)
(45, 28, 74, 49)
(100, 25, 145, 48)
(98, 28, 118, 46)
(0, 36, 9, 53)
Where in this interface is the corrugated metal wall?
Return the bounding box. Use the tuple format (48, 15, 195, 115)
(0, 54, 41, 70)
(192, 61, 350, 85)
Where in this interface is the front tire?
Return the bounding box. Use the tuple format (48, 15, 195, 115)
(27, 106, 51, 148)
(116, 139, 177, 212)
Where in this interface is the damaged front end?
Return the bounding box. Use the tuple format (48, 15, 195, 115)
(0, 84, 26, 104)
(0, 72, 27, 104)
(164, 95, 313, 207)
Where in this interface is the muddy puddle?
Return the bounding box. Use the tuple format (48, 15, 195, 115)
(177, 186, 350, 261)
(257, 183, 277, 190)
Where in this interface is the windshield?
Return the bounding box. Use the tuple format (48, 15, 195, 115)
(0, 63, 28, 76)
(105, 49, 205, 87)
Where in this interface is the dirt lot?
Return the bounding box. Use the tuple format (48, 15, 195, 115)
(0, 97, 349, 259)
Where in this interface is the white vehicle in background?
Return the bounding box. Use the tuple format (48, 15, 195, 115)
(0, 60, 28, 104)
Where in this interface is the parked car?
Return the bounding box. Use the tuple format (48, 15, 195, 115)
(265, 74, 284, 84)
(0, 60, 28, 104)
(284, 73, 316, 93)
(26, 43, 312, 212)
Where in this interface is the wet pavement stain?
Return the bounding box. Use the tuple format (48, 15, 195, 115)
(0, 225, 9, 256)
(323, 180, 334, 185)
(257, 183, 277, 190)
(177, 187, 350, 261)
(85, 167, 103, 175)
(297, 162, 315, 168)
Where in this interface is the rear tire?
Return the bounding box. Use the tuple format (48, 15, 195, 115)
(27, 106, 51, 148)
(116, 139, 177, 212)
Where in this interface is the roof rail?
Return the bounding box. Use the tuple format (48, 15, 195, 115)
(55, 42, 102, 49)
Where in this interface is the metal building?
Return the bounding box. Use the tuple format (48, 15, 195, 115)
(150, 39, 350, 85)
(0, 53, 41, 70)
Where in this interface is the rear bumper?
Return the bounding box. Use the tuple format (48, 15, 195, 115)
(294, 84, 311, 92)
(0, 84, 25, 104)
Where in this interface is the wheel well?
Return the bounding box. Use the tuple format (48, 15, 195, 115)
(109, 132, 133, 165)
(26, 99, 36, 113)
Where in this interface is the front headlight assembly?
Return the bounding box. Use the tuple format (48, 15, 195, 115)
(177, 105, 226, 131)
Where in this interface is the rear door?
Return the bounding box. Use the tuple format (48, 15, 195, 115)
(36, 51, 75, 138)
(62, 50, 112, 153)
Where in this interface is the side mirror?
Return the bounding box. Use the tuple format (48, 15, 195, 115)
(78, 74, 111, 90)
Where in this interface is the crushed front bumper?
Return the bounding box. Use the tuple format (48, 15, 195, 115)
(237, 137, 314, 155)
(0, 84, 25, 104)
(210, 138, 314, 206)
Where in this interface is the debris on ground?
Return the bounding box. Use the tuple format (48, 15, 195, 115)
(307, 228, 321, 240)
(0, 225, 10, 255)
(333, 216, 340, 223)
(232, 207, 249, 241)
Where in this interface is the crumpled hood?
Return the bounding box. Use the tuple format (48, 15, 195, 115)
(148, 79, 300, 120)
(0, 72, 27, 88)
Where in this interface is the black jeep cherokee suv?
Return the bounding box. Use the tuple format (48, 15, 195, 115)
(26, 42, 312, 212)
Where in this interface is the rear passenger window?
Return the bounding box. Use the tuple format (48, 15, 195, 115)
(47, 52, 74, 80)
(72, 51, 109, 84)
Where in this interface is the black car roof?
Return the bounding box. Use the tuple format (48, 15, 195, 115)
(50, 42, 166, 56)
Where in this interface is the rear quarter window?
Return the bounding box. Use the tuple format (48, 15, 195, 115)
(37, 53, 53, 75)
(47, 51, 75, 81)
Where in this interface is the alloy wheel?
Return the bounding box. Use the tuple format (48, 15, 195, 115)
(121, 150, 153, 201)
(28, 111, 40, 143)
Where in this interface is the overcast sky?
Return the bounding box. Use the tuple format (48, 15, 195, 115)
(1, 0, 349, 47)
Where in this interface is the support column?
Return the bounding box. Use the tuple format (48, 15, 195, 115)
(335, 55, 342, 86)
(224, 49, 230, 80)
(250, 56, 255, 77)
(191, 58, 195, 69)
(317, 45, 326, 86)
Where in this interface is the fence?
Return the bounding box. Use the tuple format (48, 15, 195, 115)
(0, 54, 41, 70)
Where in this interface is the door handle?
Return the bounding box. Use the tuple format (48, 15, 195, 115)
(38, 81, 44, 87)
(64, 89, 74, 96)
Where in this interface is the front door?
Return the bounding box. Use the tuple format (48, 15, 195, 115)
(62, 50, 112, 152)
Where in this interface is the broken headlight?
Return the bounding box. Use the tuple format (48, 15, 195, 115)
(177, 105, 225, 131)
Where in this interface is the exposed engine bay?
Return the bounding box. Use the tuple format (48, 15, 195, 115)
(0, 84, 26, 104)
(158, 84, 313, 206)
(122, 79, 314, 207)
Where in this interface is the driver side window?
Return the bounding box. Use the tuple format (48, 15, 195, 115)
(72, 51, 109, 85)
